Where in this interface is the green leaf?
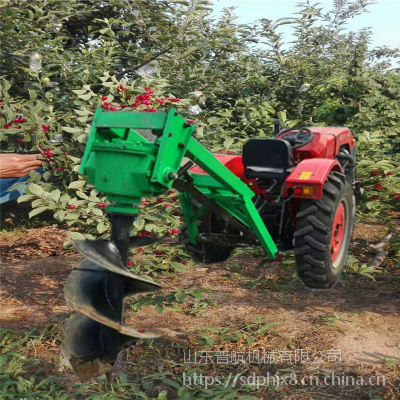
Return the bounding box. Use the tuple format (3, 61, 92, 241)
(29, 207, 48, 218)
(76, 191, 88, 200)
(92, 208, 104, 217)
(97, 221, 108, 233)
(133, 218, 145, 230)
(155, 304, 164, 313)
(223, 137, 234, 148)
(69, 180, 86, 189)
(72, 90, 88, 95)
(171, 262, 186, 271)
(17, 194, 34, 203)
(27, 183, 43, 196)
(29, 169, 42, 182)
(79, 93, 93, 101)
(175, 292, 187, 301)
(190, 289, 209, 298)
(43, 171, 52, 181)
(62, 127, 82, 134)
(50, 189, 61, 202)
(66, 232, 86, 241)
(277, 111, 287, 123)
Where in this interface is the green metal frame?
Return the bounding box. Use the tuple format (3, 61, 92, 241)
(80, 108, 278, 259)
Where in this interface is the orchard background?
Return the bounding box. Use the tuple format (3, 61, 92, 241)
(0, 1, 399, 399)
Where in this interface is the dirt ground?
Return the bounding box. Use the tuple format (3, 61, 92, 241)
(0, 207, 399, 399)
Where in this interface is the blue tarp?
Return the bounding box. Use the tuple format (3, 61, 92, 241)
(0, 167, 44, 204)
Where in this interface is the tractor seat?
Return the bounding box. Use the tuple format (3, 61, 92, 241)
(242, 138, 294, 180)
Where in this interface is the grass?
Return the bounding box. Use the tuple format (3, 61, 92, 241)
(1, 214, 399, 400)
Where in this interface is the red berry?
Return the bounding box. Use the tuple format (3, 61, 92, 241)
(101, 96, 108, 101)
(104, 102, 110, 107)
(141, 201, 148, 206)
(137, 248, 144, 252)
(127, 261, 133, 265)
(109, 107, 117, 111)
(63, 152, 68, 155)
(145, 87, 151, 91)
(41, 125, 50, 132)
(369, 195, 380, 200)
(396, 195, 400, 200)
(164, 204, 171, 208)
(4, 123, 11, 129)
(170, 229, 180, 234)
(17, 138, 24, 142)
(138, 329, 145, 333)
(98, 203, 106, 208)
(56, 167, 63, 171)
(374, 183, 383, 190)
(186, 119, 195, 123)
(227, 151, 232, 155)
(38, 144, 42, 148)
(172, 197, 178, 201)
(67, 205, 76, 209)
(386, 172, 393, 176)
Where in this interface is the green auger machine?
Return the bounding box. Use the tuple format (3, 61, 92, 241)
(61, 107, 362, 382)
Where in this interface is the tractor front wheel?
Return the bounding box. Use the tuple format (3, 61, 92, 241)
(294, 171, 355, 289)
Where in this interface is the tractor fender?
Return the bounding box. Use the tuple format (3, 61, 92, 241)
(285, 158, 342, 199)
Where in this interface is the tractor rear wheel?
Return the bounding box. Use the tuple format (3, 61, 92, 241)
(180, 200, 235, 264)
(293, 171, 355, 289)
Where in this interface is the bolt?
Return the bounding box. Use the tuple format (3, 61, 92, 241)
(178, 142, 185, 148)
(168, 133, 173, 137)
(168, 172, 178, 181)
(183, 123, 191, 128)
(103, 174, 109, 181)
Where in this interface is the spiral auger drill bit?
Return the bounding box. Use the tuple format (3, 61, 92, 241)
(61, 214, 162, 382)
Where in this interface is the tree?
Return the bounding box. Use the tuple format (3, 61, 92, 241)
(0, 0, 399, 240)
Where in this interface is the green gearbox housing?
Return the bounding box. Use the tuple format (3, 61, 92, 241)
(80, 108, 278, 259)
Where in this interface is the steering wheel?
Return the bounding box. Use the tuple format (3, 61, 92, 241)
(275, 127, 314, 149)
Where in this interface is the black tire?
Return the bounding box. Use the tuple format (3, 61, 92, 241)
(180, 200, 234, 264)
(294, 171, 355, 289)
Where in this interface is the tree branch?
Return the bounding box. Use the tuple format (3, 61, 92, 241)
(367, 232, 394, 268)
(113, 46, 173, 77)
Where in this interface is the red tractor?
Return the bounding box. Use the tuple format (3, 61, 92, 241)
(62, 110, 364, 381)
(181, 122, 364, 289)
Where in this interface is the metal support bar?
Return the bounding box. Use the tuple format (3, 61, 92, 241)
(185, 138, 278, 259)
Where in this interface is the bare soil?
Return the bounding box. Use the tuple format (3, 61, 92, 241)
(0, 217, 399, 399)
